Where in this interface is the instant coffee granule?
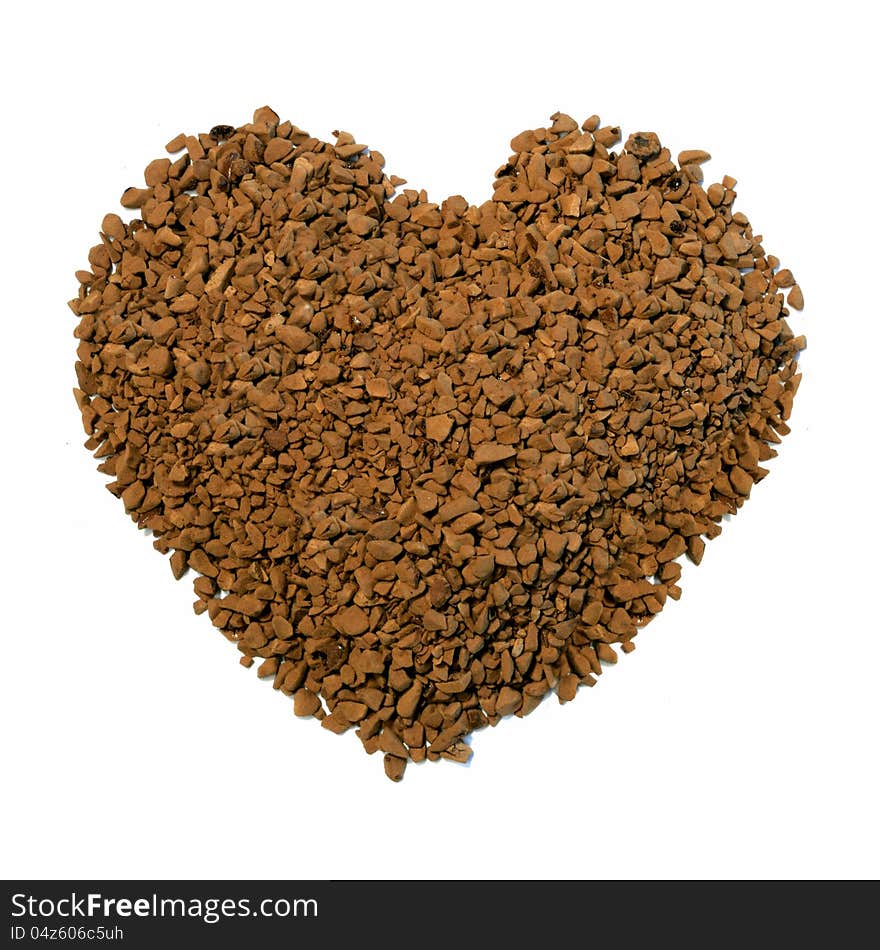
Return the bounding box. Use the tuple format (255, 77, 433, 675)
(70, 107, 804, 781)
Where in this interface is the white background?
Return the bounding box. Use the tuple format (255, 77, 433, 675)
(1, 0, 877, 880)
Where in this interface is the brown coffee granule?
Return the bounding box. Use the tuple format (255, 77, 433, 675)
(69, 107, 804, 781)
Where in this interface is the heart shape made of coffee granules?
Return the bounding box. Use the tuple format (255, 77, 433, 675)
(70, 107, 804, 780)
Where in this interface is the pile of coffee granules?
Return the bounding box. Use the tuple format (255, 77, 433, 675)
(70, 107, 804, 781)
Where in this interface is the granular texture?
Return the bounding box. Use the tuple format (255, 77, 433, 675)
(70, 107, 805, 780)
